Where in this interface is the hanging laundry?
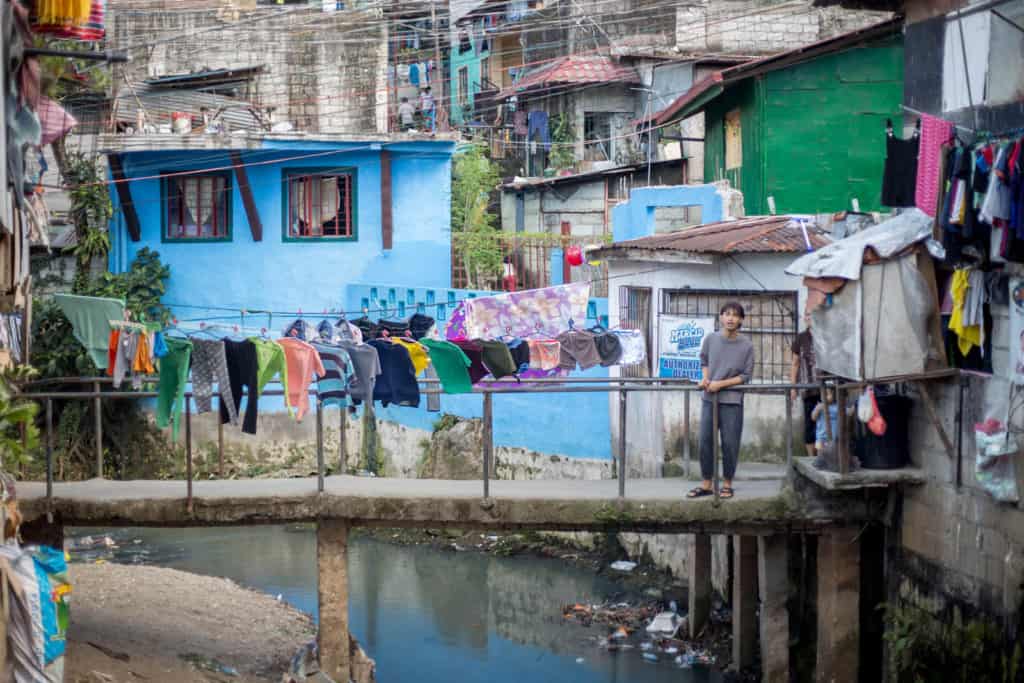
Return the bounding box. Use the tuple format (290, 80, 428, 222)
(377, 319, 411, 338)
(451, 339, 488, 384)
(156, 337, 192, 439)
(32, 0, 105, 40)
(352, 316, 379, 340)
(948, 269, 982, 356)
(594, 332, 623, 367)
(220, 339, 260, 435)
(311, 341, 355, 408)
(408, 313, 435, 340)
(915, 113, 954, 217)
(112, 329, 139, 389)
(191, 339, 238, 424)
(478, 339, 517, 379)
(334, 319, 363, 343)
(1011, 277, 1024, 386)
(105, 329, 119, 377)
(53, 293, 125, 370)
(513, 110, 528, 136)
(444, 301, 469, 341)
(461, 282, 590, 340)
(505, 339, 531, 372)
(409, 63, 420, 86)
(527, 339, 561, 370)
(391, 337, 430, 375)
(556, 330, 601, 370)
(152, 331, 169, 359)
(337, 340, 382, 404)
(611, 329, 646, 366)
(882, 130, 919, 208)
(282, 319, 309, 340)
(250, 337, 291, 414)
(134, 331, 155, 376)
(368, 339, 420, 407)
(422, 338, 473, 394)
(278, 338, 326, 421)
(527, 111, 551, 151)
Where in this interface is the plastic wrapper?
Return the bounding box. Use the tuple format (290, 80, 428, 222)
(974, 420, 1019, 504)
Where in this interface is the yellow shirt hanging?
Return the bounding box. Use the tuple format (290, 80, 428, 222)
(948, 269, 981, 356)
(391, 337, 430, 375)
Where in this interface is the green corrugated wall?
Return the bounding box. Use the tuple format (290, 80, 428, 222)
(703, 36, 904, 216)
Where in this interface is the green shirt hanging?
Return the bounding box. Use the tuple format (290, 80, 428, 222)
(421, 338, 474, 394)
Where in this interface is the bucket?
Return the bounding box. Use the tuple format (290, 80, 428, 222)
(172, 112, 192, 134)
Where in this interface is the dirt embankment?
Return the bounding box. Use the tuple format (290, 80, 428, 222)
(66, 562, 316, 683)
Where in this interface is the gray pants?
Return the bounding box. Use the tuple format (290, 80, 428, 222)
(699, 400, 743, 481)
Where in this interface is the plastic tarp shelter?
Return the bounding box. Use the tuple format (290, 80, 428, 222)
(785, 209, 946, 380)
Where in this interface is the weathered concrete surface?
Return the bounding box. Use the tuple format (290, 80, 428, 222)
(15, 475, 858, 534)
(732, 535, 758, 670)
(816, 528, 860, 683)
(318, 520, 350, 682)
(688, 533, 712, 638)
(793, 457, 927, 490)
(758, 535, 790, 682)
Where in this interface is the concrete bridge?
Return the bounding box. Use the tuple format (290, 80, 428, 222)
(17, 468, 886, 682)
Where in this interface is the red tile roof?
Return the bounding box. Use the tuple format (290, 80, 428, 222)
(593, 216, 831, 258)
(497, 56, 640, 98)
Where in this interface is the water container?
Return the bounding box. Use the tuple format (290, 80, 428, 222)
(855, 393, 912, 469)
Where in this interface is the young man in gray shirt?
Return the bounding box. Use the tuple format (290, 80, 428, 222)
(687, 301, 754, 500)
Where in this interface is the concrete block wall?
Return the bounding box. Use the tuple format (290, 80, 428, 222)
(897, 299, 1024, 628)
(675, 0, 892, 56)
(107, 2, 387, 134)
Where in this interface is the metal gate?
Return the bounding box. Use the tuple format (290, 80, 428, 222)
(660, 289, 798, 383)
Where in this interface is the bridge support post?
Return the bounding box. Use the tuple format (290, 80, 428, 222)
(758, 535, 790, 682)
(688, 533, 712, 638)
(317, 519, 350, 682)
(816, 528, 860, 683)
(732, 535, 758, 670)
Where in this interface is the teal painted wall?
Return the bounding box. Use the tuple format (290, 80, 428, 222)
(449, 26, 490, 126)
(704, 36, 904, 215)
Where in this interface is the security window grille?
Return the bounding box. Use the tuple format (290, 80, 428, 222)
(661, 289, 797, 383)
(286, 171, 354, 239)
(164, 173, 230, 240)
(619, 286, 652, 378)
(457, 67, 469, 107)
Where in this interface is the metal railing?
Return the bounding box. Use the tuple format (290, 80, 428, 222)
(19, 369, 961, 514)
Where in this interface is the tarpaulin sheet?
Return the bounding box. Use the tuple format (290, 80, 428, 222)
(786, 209, 942, 281)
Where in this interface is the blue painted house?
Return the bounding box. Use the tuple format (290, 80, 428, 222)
(101, 131, 612, 474)
(105, 133, 457, 319)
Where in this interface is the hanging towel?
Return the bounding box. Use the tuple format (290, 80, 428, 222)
(422, 338, 473, 394)
(156, 337, 192, 439)
(915, 113, 954, 216)
(53, 293, 125, 370)
(461, 282, 590, 340)
(278, 338, 326, 421)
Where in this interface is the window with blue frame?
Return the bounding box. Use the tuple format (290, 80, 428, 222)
(162, 172, 232, 242)
(282, 168, 357, 241)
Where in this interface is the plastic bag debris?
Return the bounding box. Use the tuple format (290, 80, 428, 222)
(609, 560, 637, 572)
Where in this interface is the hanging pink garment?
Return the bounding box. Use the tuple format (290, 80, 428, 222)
(915, 113, 953, 216)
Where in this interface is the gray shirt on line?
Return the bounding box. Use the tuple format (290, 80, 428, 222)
(699, 331, 755, 405)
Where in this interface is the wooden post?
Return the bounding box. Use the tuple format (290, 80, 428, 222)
(217, 397, 224, 477)
(94, 381, 103, 478)
(185, 396, 193, 514)
(618, 389, 627, 497)
(482, 392, 493, 498)
(317, 519, 350, 682)
(733, 535, 758, 669)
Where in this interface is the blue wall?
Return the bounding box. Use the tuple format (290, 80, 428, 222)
(108, 139, 456, 321)
(611, 184, 726, 242)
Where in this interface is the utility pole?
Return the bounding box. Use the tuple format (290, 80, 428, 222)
(432, 0, 447, 132)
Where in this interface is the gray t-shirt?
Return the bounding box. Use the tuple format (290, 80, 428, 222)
(699, 331, 754, 405)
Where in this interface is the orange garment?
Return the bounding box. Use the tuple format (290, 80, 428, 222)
(527, 339, 561, 370)
(133, 332, 155, 375)
(106, 329, 119, 377)
(277, 338, 326, 421)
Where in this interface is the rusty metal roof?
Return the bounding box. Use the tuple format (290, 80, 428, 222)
(497, 55, 640, 98)
(593, 216, 831, 259)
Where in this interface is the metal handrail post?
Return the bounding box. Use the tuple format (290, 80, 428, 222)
(185, 395, 193, 514)
(683, 390, 691, 477)
(785, 390, 794, 467)
(316, 398, 325, 492)
(837, 387, 849, 475)
(482, 392, 493, 499)
(94, 381, 103, 478)
(217, 397, 225, 477)
(712, 392, 720, 504)
(618, 389, 627, 498)
(45, 398, 53, 518)
(339, 407, 347, 474)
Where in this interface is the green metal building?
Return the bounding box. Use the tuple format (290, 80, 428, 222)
(654, 18, 904, 216)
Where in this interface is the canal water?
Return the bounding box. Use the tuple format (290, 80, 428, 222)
(69, 526, 719, 682)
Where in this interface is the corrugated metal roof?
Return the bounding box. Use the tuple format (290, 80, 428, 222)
(593, 216, 831, 258)
(497, 56, 640, 98)
(113, 83, 267, 132)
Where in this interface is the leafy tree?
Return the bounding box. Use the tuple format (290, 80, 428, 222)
(548, 113, 577, 172)
(0, 366, 40, 472)
(61, 151, 112, 293)
(451, 145, 503, 289)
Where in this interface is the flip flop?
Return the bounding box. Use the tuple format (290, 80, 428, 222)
(720, 487, 735, 499)
(687, 487, 713, 498)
